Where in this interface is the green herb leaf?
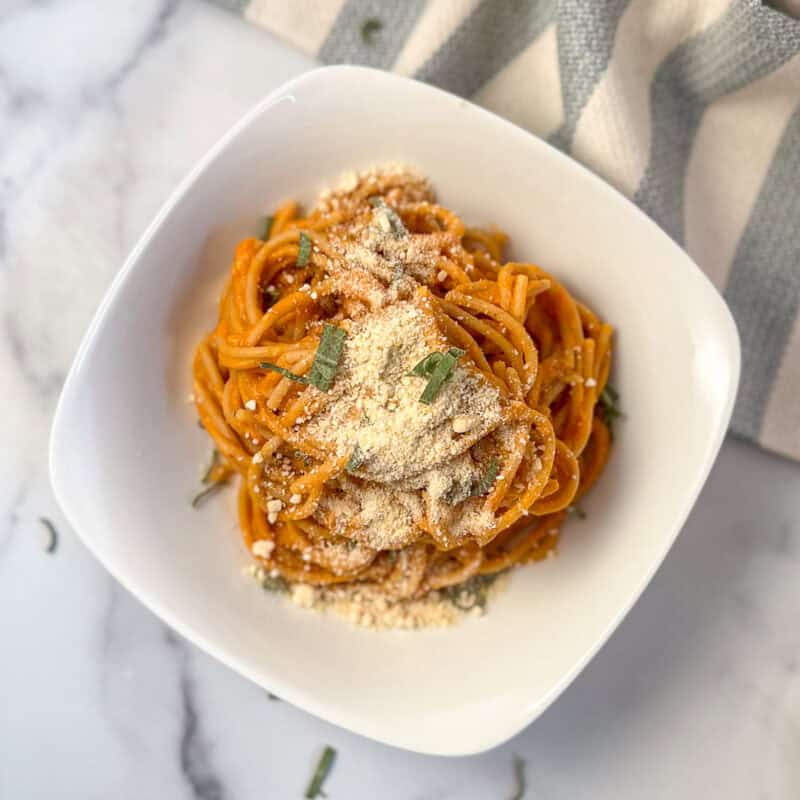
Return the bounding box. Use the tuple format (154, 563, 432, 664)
(297, 231, 312, 266)
(306, 323, 346, 391)
(510, 754, 527, 800)
(418, 347, 465, 404)
(305, 745, 336, 799)
(259, 362, 310, 384)
(191, 480, 227, 509)
(368, 195, 408, 238)
(472, 457, 500, 497)
(444, 572, 500, 611)
(598, 382, 623, 437)
(411, 352, 443, 378)
(345, 444, 365, 473)
(201, 449, 219, 484)
(411, 347, 465, 381)
(442, 475, 475, 505)
(567, 504, 587, 520)
(266, 691, 281, 701)
(262, 214, 274, 240)
(259, 573, 289, 593)
(360, 17, 383, 44)
(39, 517, 59, 554)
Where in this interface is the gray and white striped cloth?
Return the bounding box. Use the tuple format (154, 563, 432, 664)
(215, 0, 800, 461)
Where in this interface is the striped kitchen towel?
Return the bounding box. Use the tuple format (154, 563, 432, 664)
(214, 0, 800, 461)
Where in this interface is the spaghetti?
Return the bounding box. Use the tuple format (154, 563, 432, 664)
(192, 166, 613, 612)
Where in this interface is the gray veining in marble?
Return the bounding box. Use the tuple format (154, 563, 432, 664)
(1, 2, 799, 798)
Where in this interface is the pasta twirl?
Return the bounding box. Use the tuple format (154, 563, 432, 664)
(192, 166, 613, 613)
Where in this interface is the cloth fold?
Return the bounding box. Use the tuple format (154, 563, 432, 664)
(214, 0, 800, 461)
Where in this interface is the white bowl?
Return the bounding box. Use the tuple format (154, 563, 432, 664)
(50, 66, 739, 755)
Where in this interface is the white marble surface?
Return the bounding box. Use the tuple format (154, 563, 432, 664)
(1, 2, 799, 797)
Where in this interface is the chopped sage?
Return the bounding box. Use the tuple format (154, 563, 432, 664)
(306, 323, 346, 392)
(510, 754, 527, 800)
(305, 745, 336, 799)
(368, 195, 407, 238)
(191, 481, 226, 509)
(444, 572, 500, 611)
(417, 347, 465, 404)
(360, 17, 383, 44)
(201, 449, 219, 484)
(192, 450, 227, 508)
(472, 457, 500, 496)
(39, 517, 59, 554)
(412, 347, 465, 379)
(297, 231, 312, 266)
(345, 444, 365, 473)
(259, 573, 289, 593)
(259, 362, 309, 384)
(598, 382, 623, 436)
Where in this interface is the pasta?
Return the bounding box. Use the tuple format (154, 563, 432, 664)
(192, 166, 613, 615)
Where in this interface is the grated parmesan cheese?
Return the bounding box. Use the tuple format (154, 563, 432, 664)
(299, 298, 506, 550)
(283, 571, 511, 630)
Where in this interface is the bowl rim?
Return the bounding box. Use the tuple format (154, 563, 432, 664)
(49, 64, 741, 755)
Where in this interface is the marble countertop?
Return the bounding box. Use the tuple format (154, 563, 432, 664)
(2, 2, 799, 797)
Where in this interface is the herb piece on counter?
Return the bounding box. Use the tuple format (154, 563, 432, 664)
(360, 17, 383, 44)
(567, 504, 587, 519)
(472, 457, 500, 497)
(345, 444, 365, 473)
(305, 745, 337, 799)
(367, 195, 408, 238)
(418, 347, 465, 404)
(262, 214, 274, 240)
(297, 231, 312, 266)
(598, 382, 623, 436)
(444, 573, 500, 612)
(266, 691, 282, 701)
(39, 517, 59, 554)
(509, 754, 527, 800)
(306, 323, 347, 391)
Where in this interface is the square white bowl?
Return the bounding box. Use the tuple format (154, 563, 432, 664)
(50, 66, 739, 755)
